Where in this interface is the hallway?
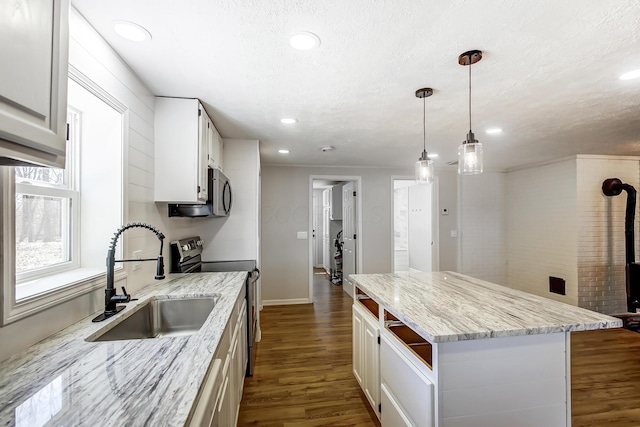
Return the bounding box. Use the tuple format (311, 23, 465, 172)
(238, 271, 379, 426)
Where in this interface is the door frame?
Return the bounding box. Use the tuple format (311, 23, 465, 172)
(390, 175, 440, 272)
(308, 175, 363, 302)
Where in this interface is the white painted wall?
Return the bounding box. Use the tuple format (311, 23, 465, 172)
(437, 169, 458, 272)
(505, 158, 578, 305)
(459, 172, 507, 285)
(576, 156, 640, 313)
(260, 166, 458, 303)
(504, 155, 640, 313)
(196, 139, 260, 262)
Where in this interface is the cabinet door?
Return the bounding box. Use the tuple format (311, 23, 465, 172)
(330, 184, 343, 220)
(0, 0, 69, 167)
(206, 117, 215, 169)
(188, 359, 222, 427)
(217, 136, 224, 171)
(229, 323, 241, 426)
(363, 313, 380, 410)
(352, 305, 364, 387)
(197, 107, 209, 201)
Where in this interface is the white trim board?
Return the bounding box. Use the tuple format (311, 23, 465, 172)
(262, 298, 311, 306)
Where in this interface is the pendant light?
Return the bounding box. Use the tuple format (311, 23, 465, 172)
(415, 87, 434, 183)
(457, 50, 483, 175)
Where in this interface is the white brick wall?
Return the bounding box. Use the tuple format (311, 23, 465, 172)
(459, 172, 507, 285)
(576, 156, 640, 314)
(505, 159, 578, 305)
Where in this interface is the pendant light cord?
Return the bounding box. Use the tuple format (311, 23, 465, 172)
(423, 95, 426, 152)
(468, 59, 472, 132)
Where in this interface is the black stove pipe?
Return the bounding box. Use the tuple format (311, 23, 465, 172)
(603, 178, 638, 312)
(603, 178, 636, 264)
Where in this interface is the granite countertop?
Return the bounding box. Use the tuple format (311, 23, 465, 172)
(0, 272, 247, 427)
(350, 271, 622, 343)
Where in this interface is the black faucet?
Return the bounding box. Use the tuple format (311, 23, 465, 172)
(92, 223, 165, 322)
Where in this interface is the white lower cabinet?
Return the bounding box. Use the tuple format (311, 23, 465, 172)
(352, 305, 364, 387)
(362, 313, 380, 409)
(352, 301, 380, 417)
(189, 291, 247, 427)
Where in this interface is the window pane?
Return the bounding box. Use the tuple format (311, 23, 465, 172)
(15, 194, 71, 273)
(14, 166, 65, 186)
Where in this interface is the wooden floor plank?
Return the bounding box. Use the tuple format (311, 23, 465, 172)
(239, 270, 640, 426)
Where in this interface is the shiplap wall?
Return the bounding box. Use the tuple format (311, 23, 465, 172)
(459, 172, 507, 285)
(505, 158, 579, 305)
(576, 156, 640, 314)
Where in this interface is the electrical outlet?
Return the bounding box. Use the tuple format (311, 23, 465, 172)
(133, 250, 142, 270)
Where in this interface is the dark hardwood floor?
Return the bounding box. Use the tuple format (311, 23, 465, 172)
(239, 270, 640, 426)
(572, 327, 640, 426)
(238, 270, 380, 426)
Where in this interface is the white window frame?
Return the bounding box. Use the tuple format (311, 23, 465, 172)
(1, 68, 127, 325)
(14, 109, 80, 283)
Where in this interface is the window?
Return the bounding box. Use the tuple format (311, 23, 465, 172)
(2, 73, 125, 323)
(15, 110, 79, 282)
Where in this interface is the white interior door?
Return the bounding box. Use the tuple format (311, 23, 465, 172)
(408, 183, 432, 272)
(312, 190, 323, 267)
(322, 189, 331, 272)
(342, 182, 356, 297)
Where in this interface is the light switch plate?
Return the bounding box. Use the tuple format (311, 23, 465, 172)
(297, 231, 308, 240)
(450, 230, 458, 238)
(133, 250, 142, 270)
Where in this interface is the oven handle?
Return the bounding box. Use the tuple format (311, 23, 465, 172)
(183, 262, 202, 273)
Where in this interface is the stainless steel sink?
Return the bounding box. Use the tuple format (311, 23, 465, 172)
(87, 295, 219, 342)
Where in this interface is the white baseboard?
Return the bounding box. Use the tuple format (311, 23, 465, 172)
(262, 298, 311, 306)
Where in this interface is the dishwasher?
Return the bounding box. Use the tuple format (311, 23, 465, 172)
(170, 236, 260, 376)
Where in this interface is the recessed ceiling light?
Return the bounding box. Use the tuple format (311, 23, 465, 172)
(289, 32, 321, 50)
(280, 118, 297, 124)
(113, 21, 152, 42)
(486, 128, 503, 134)
(620, 69, 640, 80)
(278, 149, 290, 154)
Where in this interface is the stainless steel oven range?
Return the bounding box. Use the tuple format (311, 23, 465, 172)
(170, 236, 260, 376)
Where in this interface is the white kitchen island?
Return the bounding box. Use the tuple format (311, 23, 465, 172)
(350, 271, 622, 427)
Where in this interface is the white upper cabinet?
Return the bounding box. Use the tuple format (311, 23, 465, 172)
(330, 183, 343, 220)
(0, 0, 70, 167)
(154, 97, 209, 203)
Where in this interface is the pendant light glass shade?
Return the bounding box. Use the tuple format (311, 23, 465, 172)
(414, 88, 434, 183)
(458, 132, 483, 175)
(458, 50, 484, 176)
(416, 151, 434, 183)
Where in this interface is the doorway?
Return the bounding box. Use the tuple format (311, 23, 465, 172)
(309, 176, 362, 303)
(392, 178, 439, 273)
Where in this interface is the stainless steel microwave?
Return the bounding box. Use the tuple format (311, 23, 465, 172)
(167, 168, 232, 217)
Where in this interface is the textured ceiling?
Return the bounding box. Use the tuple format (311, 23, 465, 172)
(71, 0, 640, 171)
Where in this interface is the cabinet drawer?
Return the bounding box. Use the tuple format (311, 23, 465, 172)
(381, 335, 434, 427)
(381, 383, 413, 427)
